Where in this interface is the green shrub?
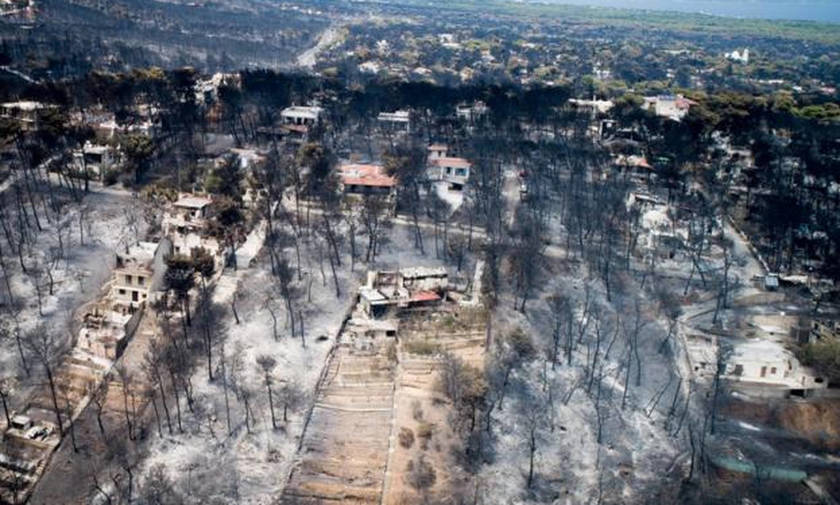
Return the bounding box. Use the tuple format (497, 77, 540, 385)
(103, 169, 120, 186)
(399, 427, 415, 449)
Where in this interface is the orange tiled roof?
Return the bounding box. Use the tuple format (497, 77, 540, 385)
(340, 163, 397, 188)
(411, 290, 441, 302)
(431, 157, 471, 169)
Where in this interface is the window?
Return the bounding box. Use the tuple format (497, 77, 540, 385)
(770, 367, 777, 375)
(733, 364, 744, 376)
(760, 366, 767, 378)
(118, 289, 126, 295)
(125, 275, 132, 284)
(138, 276, 145, 286)
(455, 168, 467, 177)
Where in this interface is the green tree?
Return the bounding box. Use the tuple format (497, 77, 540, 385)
(206, 154, 243, 202)
(297, 142, 334, 196)
(165, 255, 196, 330)
(797, 339, 840, 384)
(207, 197, 246, 270)
(122, 134, 154, 184)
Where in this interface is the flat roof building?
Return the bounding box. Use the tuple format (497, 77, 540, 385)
(642, 94, 696, 122)
(0, 101, 55, 130)
(110, 241, 161, 314)
(723, 339, 827, 395)
(72, 142, 118, 178)
(428, 144, 448, 160)
(359, 267, 448, 318)
(281, 105, 323, 126)
(377, 110, 411, 133)
(430, 157, 471, 190)
(77, 306, 135, 360)
(162, 194, 221, 257)
(456, 101, 488, 123)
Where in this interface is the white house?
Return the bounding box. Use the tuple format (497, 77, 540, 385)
(162, 194, 221, 257)
(195, 72, 239, 103)
(165, 194, 212, 227)
(569, 97, 614, 117)
(427, 143, 448, 160)
(626, 192, 683, 258)
(456, 101, 488, 123)
(642, 94, 696, 122)
(723, 339, 827, 393)
(359, 267, 448, 318)
(280, 105, 323, 127)
(338, 163, 397, 199)
(725, 48, 750, 64)
(77, 306, 135, 360)
(358, 61, 381, 74)
(228, 148, 266, 170)
(0, 101, 54, 130)
(96, 117, 153, 138)
(109, 241, 160, 314)
(430, 157, 471, 190)
(640, 207, 681, 257)
(73, 142, 118, 178)
(377, 110, 411, 133)
(592, 63, 611, 81)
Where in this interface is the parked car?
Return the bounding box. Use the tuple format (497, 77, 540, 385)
(25, 426, 49, 440)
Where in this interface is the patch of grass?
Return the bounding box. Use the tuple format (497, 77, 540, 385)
(416, 422, 435, 440)
(403, 340, 441, 356)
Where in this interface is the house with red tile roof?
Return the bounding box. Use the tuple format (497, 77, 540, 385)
(338, 163, 397, 198)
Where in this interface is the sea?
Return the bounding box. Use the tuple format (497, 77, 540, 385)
(552, 0, 840, 23)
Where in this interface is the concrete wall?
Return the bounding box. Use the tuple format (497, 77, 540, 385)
(150, 238, 172, 293)
(118, 304, 145, 359)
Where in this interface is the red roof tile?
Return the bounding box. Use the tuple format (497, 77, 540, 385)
(283, 124, 309, 134)
(339, 163, 397, 188)
(411, 290, 441, 302)
(431, 157, 471, 169)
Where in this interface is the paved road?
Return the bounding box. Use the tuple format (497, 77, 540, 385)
(0, 65, 36, 83)
(297, 25, 342, 68)
(286, 197, 568, 259)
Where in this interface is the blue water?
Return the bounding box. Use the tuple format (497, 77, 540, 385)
(551, 0, 840, 23)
